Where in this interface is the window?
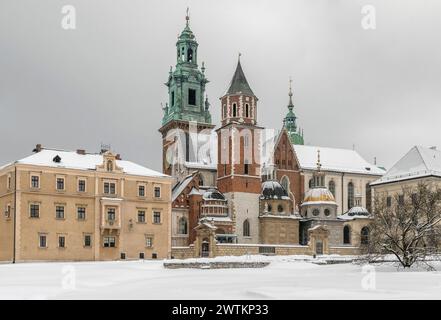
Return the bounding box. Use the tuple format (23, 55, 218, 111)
(245, 103, 249, 117)
(30, 204, 40, 218)
(329, 180, 335, 197)
(232, 103, 237, 117)
(77, 207, 86, 220)
(78, 179, 86, 192)
(139, 252, 145, 259)
(5, 204, 11, 219)
(104, 182, 116, 195)
(39, 234, 47, 248)
(324, 208, 331, 216)
(281, 176, 289, 194)
(386, 196, 392, 207)
(171, 91, 175, 106)
(244, 164, 249, 175)
(103, 236, 116, 248)
(188, 89, 196, 105)
(31, 175, 39, 188)
(107, 208, 116, 221)
(178, 217, 188, 235)
(277, 204, 284, 213)
(312, 209, 320, 216)
(309, 178, 314, 189)
(145, 236, 153, 248)
(138, 210, 146, 223)
(267, 204, 272, 212)
(153, 211, 161, 224)
(138, 185, 145, 197)
(187, 48, 193, 63)
(7, 174, 11, 189)
(84, 235, 92, 247)
(224, 164, 227, 176)
(361, 227, 370, 245)
(243, 219, 250, 237)
(223, 105, 227, 118)
(106, 160, 113, 172)
(343, 225, 351, 244)
(347, 182, 354, 209)
(154, 187, 161, 198)
(56, 177, 65, 190)
(398, 194, 404, 206)
(58, 236, 65, 248)
(55, 206, 65, 219)
(365, 183, 372, 212)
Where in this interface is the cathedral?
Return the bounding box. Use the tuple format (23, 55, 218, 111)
(159, 13, 385, 256)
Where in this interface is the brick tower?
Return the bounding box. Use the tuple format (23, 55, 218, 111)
(216, 57, 262, 243)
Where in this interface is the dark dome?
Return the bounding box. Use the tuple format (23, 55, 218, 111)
(202, 188, 226, 201)
(261, 180, 288, 199)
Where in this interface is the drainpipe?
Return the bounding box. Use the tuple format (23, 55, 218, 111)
(341, 172, 345, 215)
(13, 165, 17, 264)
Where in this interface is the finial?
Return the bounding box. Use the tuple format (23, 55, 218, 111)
(316, 149, 322, 171)
(186, 7, 190, 26)
(201, 61, 205, 73)
(289, 77, 293, 97)
(238, 52, 242, 62)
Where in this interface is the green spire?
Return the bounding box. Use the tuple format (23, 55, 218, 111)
(161, 9, 212, 126)
(283, 78, 304, 145)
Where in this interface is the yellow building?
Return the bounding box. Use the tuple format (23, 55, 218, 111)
(0, 145, 172, 262)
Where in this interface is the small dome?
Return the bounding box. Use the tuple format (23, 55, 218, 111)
(303, 187, 336, 203)
(261, 180, 288, 199)
(202, 188, 225, 201)
(347, 206, 370, 216)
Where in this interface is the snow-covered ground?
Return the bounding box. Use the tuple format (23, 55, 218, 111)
(1, 255, 441, 299)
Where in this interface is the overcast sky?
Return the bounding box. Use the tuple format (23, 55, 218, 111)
(1, 0, 440, 172)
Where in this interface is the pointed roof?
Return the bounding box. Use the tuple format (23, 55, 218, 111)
(225, 60, 256, 97)
(371, 146, 441, 185)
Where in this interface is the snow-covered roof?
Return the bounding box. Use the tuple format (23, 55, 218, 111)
(371, 146, 441, 185)
(172, 173, 196, 201)
(294, 145, 385, 175)
(338, 206, 371, 220)
(13, 149, 168, 178)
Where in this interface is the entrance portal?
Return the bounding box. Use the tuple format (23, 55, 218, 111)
(201, 241, 209, 257)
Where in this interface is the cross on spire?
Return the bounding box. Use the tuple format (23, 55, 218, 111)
(186, 7, 190, 25)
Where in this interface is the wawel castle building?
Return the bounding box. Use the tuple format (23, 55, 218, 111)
(160, 14, 385, 258)
(0, 146, 172, 262)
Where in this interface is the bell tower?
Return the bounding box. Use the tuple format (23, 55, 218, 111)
(216, 56, 262, 244)
(159, 10, 215, 177)
(283, 78, 304, 145)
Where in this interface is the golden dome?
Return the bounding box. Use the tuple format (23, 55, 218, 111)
(303, 187, 336, 203)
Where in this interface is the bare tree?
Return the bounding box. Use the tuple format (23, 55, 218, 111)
(365, 182, 441, 268)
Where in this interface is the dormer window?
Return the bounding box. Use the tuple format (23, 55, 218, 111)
(53, 155, 61, 163)
(106, 160, 113, 172)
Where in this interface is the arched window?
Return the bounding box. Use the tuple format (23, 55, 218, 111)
(178, 217, 188, 235)
(223, 105, 227, 119)
(309, 178, 314, 189)
(329, 180, 335, 197)
(245, 104, 249, 117)
(243, 219, 250, 237)
(278, 204, 284, 212)
(343, 225, 351, 244)
(187, 48, 193, 63)
(366, 183, 372, 212)
(181, 47, 185, 61)
(281, 176, 289, 194)
(360, 226, 369, 245)
(107, 160, 113, 172)
(232, 103, 237, 117)
(348, 182, 354, 209)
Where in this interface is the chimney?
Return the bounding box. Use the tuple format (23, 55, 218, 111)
(76, 149, 86, 155)
(116, 154, 122, 160)
(33, 144, 42, 153)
